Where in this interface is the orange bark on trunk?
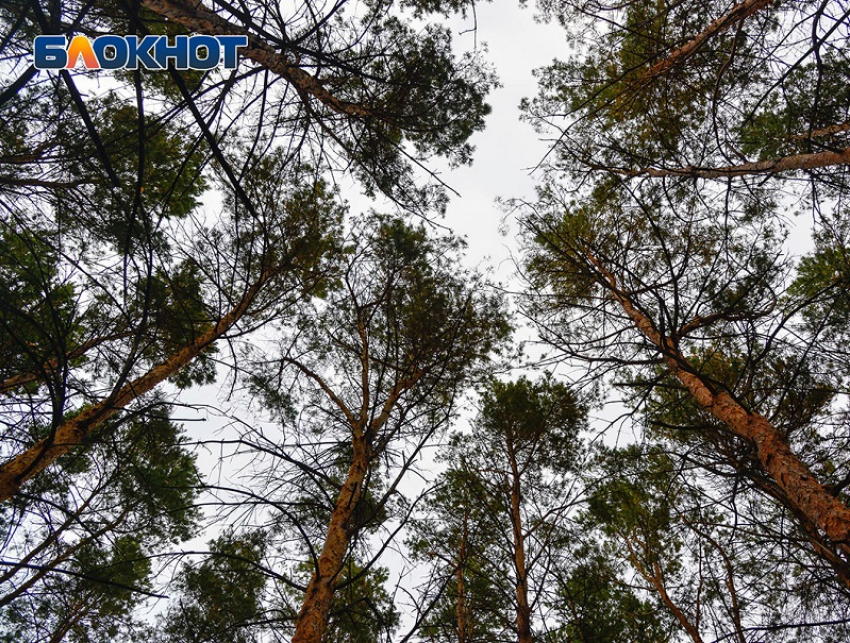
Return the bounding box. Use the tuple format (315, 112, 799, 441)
(456, 510, 468, 643)
(626, 540, 704, 643)
(0, 273, 270, 503)
(140, 0, 376, 119)
(588, 252, 850, 551)
(641, 0, 773, 81)
(605, 147, 850, 179)
(507, 441, 533, 643)
(291, 436, 370, 643)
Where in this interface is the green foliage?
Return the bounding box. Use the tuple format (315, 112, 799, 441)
(551, 544, 669, 643)
(0, 405, 201, 643)
(409, 376, 587, 642)
(104, 405, 202, 544)
(408, 465, 513, 643)
(737, 52, 850, 159)
(0, 223, 82, 392)
(526, 0, 802, 174)
(250, 211, 510, 446)
(478, 375, 587, 473)
(0, 0, 505, 638)
(159, 530, 268, 643)
(790, 214, 850, 350)
(316, 560, 400, 643)
(89, 98, 206, 225)
(218, 153, 346, 288)
(585, 446, 683, 556)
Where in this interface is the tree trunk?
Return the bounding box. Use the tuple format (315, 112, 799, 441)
(456, 509, 469, 643)
(603, 146, 850, 179)
(139, 0, 375, 118)
(588, 251, 850, 551)
(0, 273, 270, 503)
(640, 0, 773, 81)
(507, 441, 533, 643)
(622, 537, 704, 643)
(291, 435, 370, 643)
(644, 557, 704, 643)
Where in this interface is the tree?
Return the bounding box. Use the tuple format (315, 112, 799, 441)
(280, 558, 401, 643)
(521, 174, 850, 603)
(0, 130, 341, 639)
(577, 441, 850, 643)
(0, 0, 496, 501)
(408, 462, 514, 643)
(158, 529, 270, 643)
(518, 0, 850, 632)
(218, 213, 510, 643)
(2, 0, 495, 214)
(0, 402, 201, 643)
(410, 376, 587, 643)
(548, 540, 669, 643)
(2, 0, 500, 635)
(527, 0, 850, 183)
(0, 153, 342, 502)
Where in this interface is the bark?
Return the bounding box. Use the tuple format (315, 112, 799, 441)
(139, 0, 376, 119)
(506, 440, 533, 643)
(286, 337, 423, 643)
(587, 250, 850, 549)
(602, 146, 850, 179)
(640, 0, 773, 82)
(456, 510, 468, 643)
(790, 122, 850, 140)
(0, 332, 133, 395)
(291, 435, 370, 643)
(744, 469, 850, 588)
(0, 272, 270, 503)
(625, 538, 705, 643)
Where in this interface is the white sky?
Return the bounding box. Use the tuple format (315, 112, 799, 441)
(414, 2, 568, 280)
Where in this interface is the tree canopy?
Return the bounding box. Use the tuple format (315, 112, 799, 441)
(3, 0, 850, 641)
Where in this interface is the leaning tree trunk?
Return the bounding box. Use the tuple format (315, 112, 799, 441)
(0, 272, 270, 503)
(291, 435, 371, 643)
(601, 146, 850, 179)
(623, 538, 705, 643)
(139, 0, 375, 119)
(640, 0, 773, 81)
(587, 251, 850, 553)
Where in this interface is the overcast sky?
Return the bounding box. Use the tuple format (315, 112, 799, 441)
(437, 2, 567, 269)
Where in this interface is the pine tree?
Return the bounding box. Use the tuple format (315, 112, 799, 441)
(410, 377, 587, 643)
(519, 0, 850, 632)
(232, 214, 508, 643)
